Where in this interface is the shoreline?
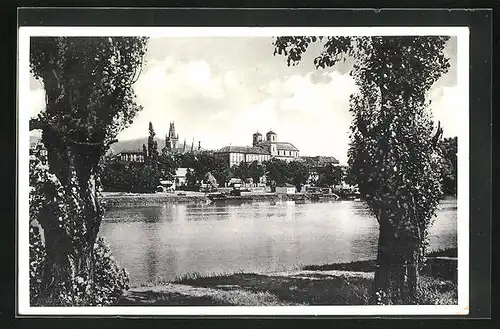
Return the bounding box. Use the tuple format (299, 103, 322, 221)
(98, 191, 347, 207)
(119, 249, 458, 306)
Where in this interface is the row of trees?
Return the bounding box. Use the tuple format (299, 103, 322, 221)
(100, 143, 347, 193)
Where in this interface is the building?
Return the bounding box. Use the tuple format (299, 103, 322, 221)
(276, 183, 296, 195)
(252, 130, 300, 162)
(299, 156, 341, 183)
(300, 156, 339, 167)
(175, 168, 188, 187)
(214, 146, 271, 168)
(164, 121, 203, 154)
(215, 130, 299, 167)
(116, 151, 146, 163)
(165, 121, 180, 151)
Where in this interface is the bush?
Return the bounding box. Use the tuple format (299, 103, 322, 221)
(29, 225, 45, 305)
(29, 155, 129, 306)
(92, 237, 130, 305)
(29, 230, 129, 306)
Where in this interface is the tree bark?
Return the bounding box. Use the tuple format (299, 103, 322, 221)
(36, 131, 102, 305)
(372, 215, 421, 305)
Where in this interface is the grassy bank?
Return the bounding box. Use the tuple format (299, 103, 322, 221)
(118, 248, 458, 306)
(303, 248, 458, 283)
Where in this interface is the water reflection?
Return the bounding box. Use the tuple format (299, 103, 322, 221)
(99, 199, 457, 286)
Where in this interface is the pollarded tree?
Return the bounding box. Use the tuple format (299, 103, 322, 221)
(274, 36, 449, 304)
(29, 36, 148, 305)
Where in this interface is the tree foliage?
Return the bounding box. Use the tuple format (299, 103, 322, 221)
(439, 137, 458, 196)
(264, 158, 289, 186)
(233, 161, 250, 182)
(248, 160, 266, 185)
(317, 164, 344, 187)
(274, 35, 450, 304)
(287, 161, 309, 191)
(147, 121, 159, 163)
(263, 159, 309, 190)
(29, 36, 148, 305)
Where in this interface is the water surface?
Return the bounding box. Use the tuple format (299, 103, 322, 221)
(99, 199, 457, 286)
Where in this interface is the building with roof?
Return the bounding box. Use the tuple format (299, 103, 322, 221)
(276, 183, 296, 195)
(299, 156, 342, 184)
(215, 145, 271, 168)
(215, 130, 299, 167)
(299, 156, 340, 168)
(252, 130, 300, 162)
(116, 150, 146, 163)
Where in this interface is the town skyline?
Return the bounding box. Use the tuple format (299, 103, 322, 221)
(29, 36, 459, 164)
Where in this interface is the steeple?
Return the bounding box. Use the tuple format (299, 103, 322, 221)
(167, 121, 179, 149)
(253, 130, 263, 147)
(266, 129, 277, 156)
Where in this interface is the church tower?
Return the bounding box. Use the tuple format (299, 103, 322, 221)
(166, 122, 179, 150)
(266, 130, 277, 156)
(252, 131, 263, 147)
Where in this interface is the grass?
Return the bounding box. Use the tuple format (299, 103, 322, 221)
(427, 247, 458, 258)
(302, 247, 457, 282)
(118, 247, 458, 306)
(303, 259, 377, 272)
(416, 275, 458, 305)
(173, 272, 372, 305)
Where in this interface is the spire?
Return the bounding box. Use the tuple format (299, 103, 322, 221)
(191, 137, 194, 152)
(198, 141, 201, 150)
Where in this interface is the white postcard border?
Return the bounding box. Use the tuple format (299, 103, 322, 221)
(17, 26, 470, 316)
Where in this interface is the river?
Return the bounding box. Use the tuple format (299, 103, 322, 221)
(99, 198, 457, 286)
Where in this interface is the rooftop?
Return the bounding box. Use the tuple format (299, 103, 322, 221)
(300, 156, 340, 166)
(216, 145, 270, 155)
(257, 141, 299, 152)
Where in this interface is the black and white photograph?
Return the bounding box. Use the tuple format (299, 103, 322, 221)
(17, 23, 470, 316)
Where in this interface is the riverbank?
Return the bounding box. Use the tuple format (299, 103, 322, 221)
(118, 248, 458, 306)
(99, 191, 344, 207)
(99, 191, 208, 207)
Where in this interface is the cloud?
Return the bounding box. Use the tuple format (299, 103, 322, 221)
(428, 86, 461, 138)
(26, 36, 458, 165)
(29, 86, 45, 118)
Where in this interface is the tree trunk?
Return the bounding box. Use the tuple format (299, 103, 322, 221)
(372, 216, 421, 305)
(36, 134, 102, 305)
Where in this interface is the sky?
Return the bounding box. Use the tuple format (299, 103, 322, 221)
(29, 36, 458, 164)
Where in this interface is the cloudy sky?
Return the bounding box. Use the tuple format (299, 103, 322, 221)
(29, 36, 458, 164)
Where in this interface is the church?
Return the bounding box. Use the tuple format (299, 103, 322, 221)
(215, 130, 299, 168)
(164, 122, 202, 154)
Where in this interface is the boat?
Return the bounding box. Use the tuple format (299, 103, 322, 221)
(206, 192, 254, 204)
(304, 192, 340, 201)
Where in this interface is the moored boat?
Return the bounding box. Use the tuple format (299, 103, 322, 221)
(207, 193, 254, 203)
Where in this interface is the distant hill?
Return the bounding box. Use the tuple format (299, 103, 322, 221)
(110, 137, 196, 154)
(109, 137, 152, 154)
(29, 134, 198, 154)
